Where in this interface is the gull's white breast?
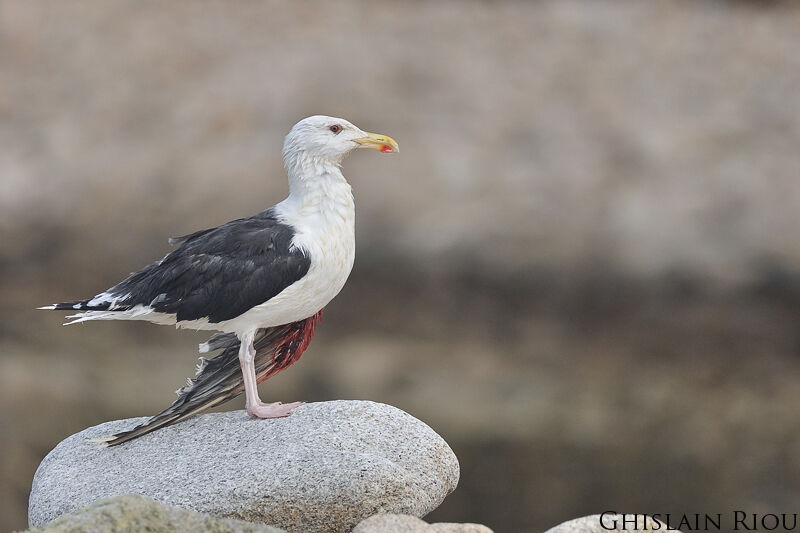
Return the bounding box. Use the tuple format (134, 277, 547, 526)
(219, 177, 356, 335)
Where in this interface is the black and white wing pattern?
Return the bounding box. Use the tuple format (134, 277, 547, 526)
(52, 209, 310, 324)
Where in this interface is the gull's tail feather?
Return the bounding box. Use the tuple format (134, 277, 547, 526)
(39, 294, 136, 325)
(39, 300, 102, 312)
(103, 310, 322, 447)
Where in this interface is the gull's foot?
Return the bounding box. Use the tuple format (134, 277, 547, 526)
(246, 401, 304, 419)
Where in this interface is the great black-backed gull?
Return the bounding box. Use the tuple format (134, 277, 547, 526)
(41, 115, 398, 445)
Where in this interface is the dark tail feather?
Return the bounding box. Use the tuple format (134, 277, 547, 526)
(102, 311, 322, 446)
(40, 299, 111, 311)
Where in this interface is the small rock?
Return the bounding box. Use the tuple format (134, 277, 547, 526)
(352, 514, 429, 533)
(545, 514, 682, 532)
(28, 494, 286, 533)
(352, 513, 494, 533)
(29, 401, 459, 533)
(428, 524, 493, 533)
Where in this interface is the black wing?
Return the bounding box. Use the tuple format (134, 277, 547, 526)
(95, 209, 310, 323)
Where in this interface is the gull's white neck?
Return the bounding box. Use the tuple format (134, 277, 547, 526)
(254, 149, 356, 327)
(275, 151, 355, 251)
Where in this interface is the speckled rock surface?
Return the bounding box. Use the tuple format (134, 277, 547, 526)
(545, 514, 682, 532)
(28, 494, 286, 533)
(29, 401, 459, 533)
(352, 513, 494, 533)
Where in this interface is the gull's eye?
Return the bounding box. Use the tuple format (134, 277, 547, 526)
(329, 124, 342, 134)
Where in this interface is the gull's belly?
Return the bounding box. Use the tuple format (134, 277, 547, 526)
(222, 233, 355, 334)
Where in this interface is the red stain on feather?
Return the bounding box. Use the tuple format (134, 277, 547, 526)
(256, 310, 322, 384)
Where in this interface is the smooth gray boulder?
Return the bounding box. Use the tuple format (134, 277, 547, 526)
(29, 494, 286, 533)
(29, 401, 459, 533)
(352, 513, 494, 532)
(545, 514, 682, 532)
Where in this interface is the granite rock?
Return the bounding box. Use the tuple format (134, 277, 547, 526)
(29, 401, 459, 533)
(352, 513, 494, 533)
(28, 494, 286, 533)
(545, 514, 682, 532)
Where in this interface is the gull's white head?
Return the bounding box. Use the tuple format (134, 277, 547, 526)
(283, 115, 399, 165)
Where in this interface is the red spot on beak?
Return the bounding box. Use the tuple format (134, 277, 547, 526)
(380, 145, 393, 153)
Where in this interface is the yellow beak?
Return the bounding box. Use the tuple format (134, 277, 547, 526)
(354, 132, 399, 153)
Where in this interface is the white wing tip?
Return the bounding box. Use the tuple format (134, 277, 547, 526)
(37, 305, 56, 310)
(63, 312, 102, 325)
(87, 436, 113, 448)
(63, 314, 87, 326)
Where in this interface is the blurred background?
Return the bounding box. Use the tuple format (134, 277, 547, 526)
(2, 1, 800, 531)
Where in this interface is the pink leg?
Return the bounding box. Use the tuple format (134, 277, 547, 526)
(238, 330, 303, 419)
